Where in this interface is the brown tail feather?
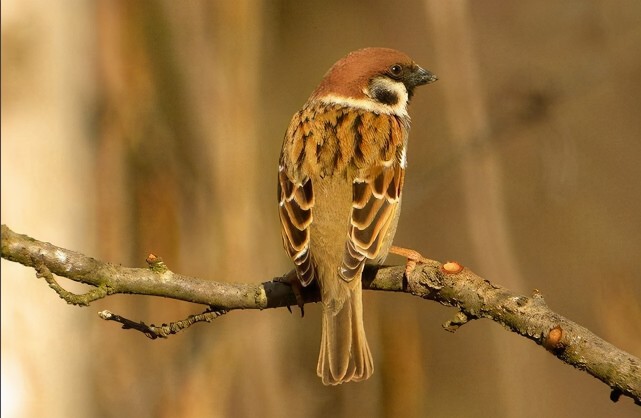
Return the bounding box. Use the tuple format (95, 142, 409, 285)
(317, 279, 373, 385)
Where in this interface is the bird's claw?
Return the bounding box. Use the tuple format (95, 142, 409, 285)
(389, 245, 429, 278)
(280, 271, 305, 317)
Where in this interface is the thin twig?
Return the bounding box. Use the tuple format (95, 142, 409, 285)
(98, 308, 227, 339)
(32, 255, 109, 306)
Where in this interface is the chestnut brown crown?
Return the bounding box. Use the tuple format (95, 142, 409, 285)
(311, 47, 437, 107)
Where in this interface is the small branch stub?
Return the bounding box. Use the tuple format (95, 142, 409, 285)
(543, 325, 564, 352)
(443, 310, 471, 332)
(442, 261, 464, 274)
(146, 253, 168, 273)
(543, 325, 565, 352)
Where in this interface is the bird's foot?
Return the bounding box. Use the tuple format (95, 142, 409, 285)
(389, 245, 430, 278)
(278, 270, 305, 317)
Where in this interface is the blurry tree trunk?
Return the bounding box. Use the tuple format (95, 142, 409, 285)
(425, 0, 526, 414)
(1, 2, 96, 417)
(93, 2, 278, 417)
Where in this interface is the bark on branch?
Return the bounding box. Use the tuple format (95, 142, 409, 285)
(1, 224, 639, 405)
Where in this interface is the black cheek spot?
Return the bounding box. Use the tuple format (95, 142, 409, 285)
(372, 86, 399, 106)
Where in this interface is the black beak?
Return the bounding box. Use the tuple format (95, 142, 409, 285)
(410, 66, 438, 87)
(404, 65, 437, 99)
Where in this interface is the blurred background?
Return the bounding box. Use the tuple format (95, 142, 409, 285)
(2, 1, 640, 417)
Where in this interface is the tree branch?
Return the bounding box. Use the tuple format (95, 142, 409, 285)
(1, 224, 639, 405)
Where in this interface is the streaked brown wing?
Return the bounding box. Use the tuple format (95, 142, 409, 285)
(278, 165, 315, 286)
(340, 163, 405, 281)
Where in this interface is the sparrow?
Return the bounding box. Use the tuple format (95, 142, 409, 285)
(278, 47, 436, 385)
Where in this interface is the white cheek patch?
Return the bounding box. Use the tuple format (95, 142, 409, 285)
(319, 79, 409, 118)
(366, 78, 409, 117)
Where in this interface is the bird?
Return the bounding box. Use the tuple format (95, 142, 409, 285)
(277, 47, 437, 385)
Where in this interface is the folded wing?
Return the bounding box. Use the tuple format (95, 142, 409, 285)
(278, 166, 315, 286)
(340, 163, 404, 281)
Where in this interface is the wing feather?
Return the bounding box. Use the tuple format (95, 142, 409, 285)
(340, 163, 405, 281)
(278, 167, 315, 286)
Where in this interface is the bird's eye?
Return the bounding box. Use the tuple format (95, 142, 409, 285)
(389, 64, 403, 77)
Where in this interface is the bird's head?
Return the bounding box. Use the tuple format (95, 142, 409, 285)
(311, 47, 437, 116)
